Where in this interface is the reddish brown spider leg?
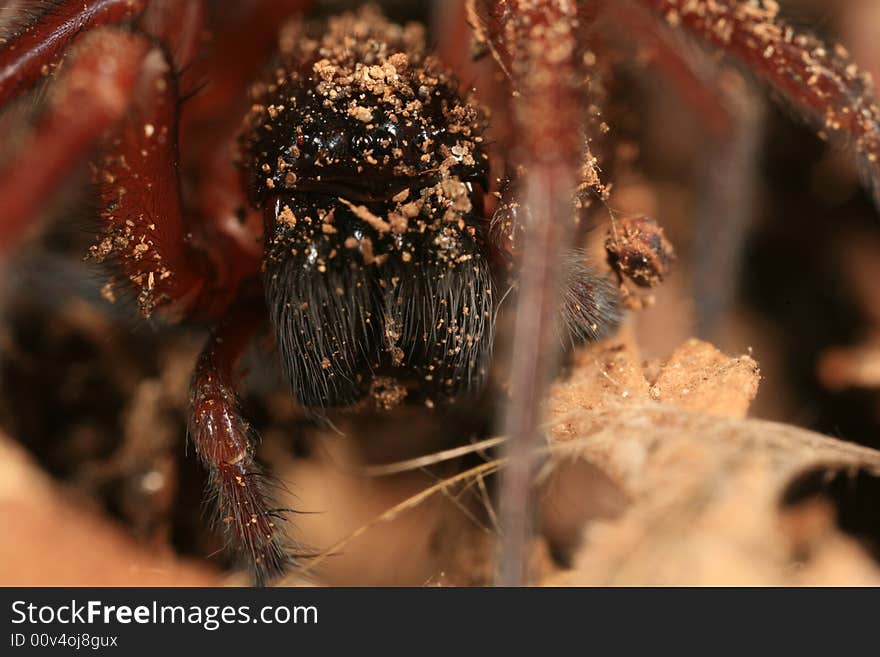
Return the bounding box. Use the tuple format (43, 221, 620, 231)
(179, 0, 316, 150)
(638, 0, 880, 205)
(134, 0, 262, 291)
(190, 299, 290, 585)
(470, 0, 601, 585)
(89, 34, 221, 321)
(174, 0, 318, 302)
(604, 1, 733, 138)
(605, 2, 763, 337)
(0, 0, 146, 106)
(434, 0, 488, 91)
(0, 29, 146, 257)
(138, 0, 207, 74)
(436, 0, 512, 181)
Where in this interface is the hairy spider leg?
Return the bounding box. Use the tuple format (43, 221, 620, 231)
(605, 1, 734, 138)
(0, 0, 146, 106)
(0, 29, 146, 258)
(189, 298, 291, 586)
(434, 0, 492, 94)
(178, 0, 316, 144)
(638, 0, 880, 207)
(88, 32, 219, 321)
(603, 1, 762, 339)
(171, 0, 317, 309)
(469, 0, 608, 586)
(0, 0, 315, 320)
(138, 0, 207, 74)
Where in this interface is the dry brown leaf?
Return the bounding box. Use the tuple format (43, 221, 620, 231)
(542, 338, 880, 585)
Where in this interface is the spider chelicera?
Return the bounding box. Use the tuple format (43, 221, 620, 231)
(0, 0, 878, 585)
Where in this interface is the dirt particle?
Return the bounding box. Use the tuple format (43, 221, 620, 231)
(339, 198, 391, 234)
(278, 205, 297, 228)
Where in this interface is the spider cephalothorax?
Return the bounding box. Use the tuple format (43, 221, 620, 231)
(241, 9, 495, 411)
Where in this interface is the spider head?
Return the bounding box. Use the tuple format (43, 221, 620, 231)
(240, 7, 495, 413)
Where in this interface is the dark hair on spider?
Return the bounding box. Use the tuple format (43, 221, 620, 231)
(240, 7, 494, 414)
(559, 251, 622, 349)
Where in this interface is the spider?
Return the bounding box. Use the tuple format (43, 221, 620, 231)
(0, 0, 878, 586)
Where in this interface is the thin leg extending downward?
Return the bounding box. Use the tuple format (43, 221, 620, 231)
(471, 0, 602, 586)
(189, 299, 290, 585)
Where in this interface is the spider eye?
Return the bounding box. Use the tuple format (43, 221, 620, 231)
(326, 130, 348, 158)
(352, 133, 373, 152)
